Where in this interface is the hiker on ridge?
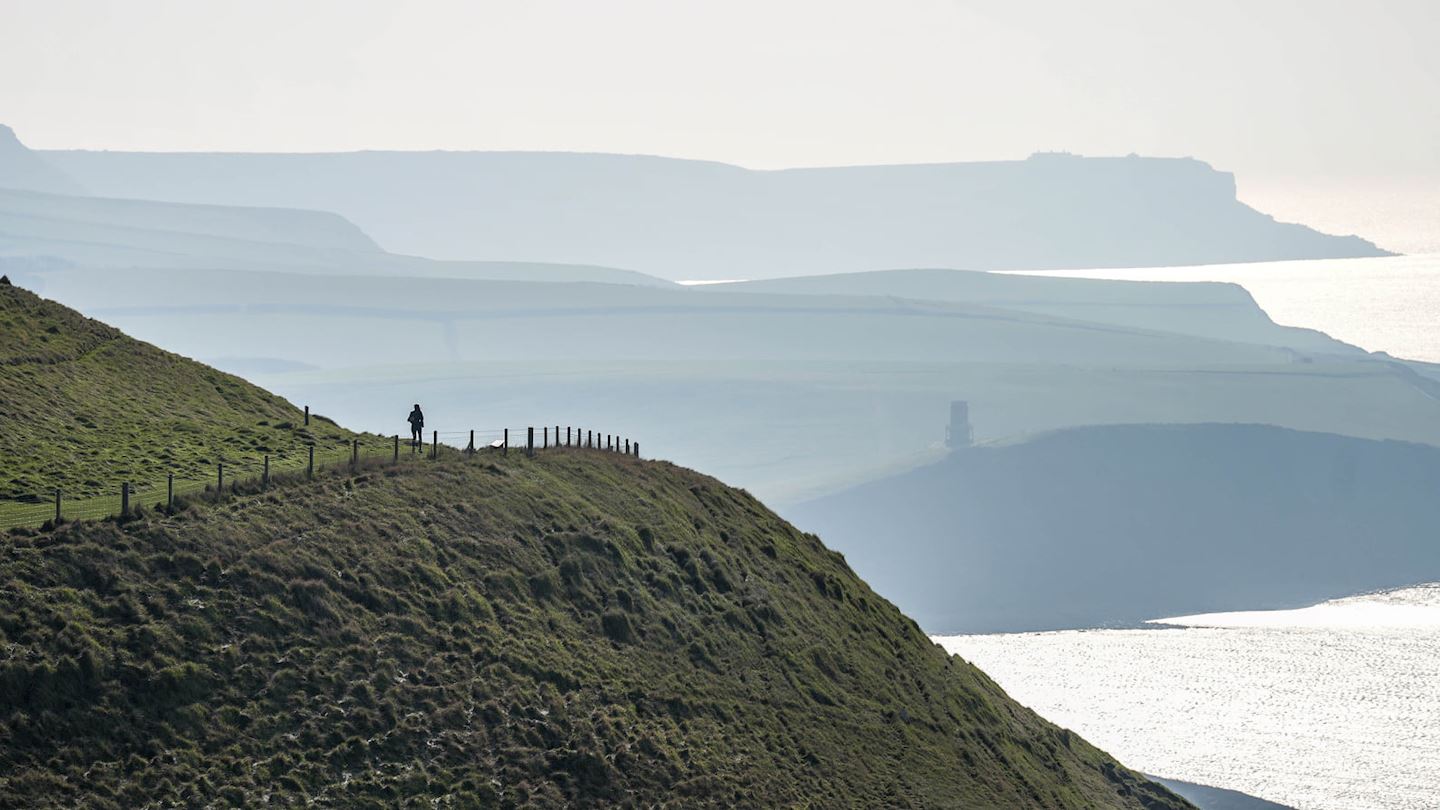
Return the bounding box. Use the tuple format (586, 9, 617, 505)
(408, 404, 425, 447)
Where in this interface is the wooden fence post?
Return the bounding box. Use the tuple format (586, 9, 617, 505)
(217, 463, 224, 493)
(625, 439, 631, 455)
(263, 455, 270, 487)
(304, 405, 310, 426)
(567, 426, 572, 447)
(544, 426, 549, 450)
(352, 438, 359, 466)
(634, 442, 640, 459)
(394, 434, 400, 462)
(555, 426, 560, 449)
(527, 427, 535, 458)
(504, 428, 509, 456)
(468, 429, 475, 456)
(432, 430, 438, 459)
(167, 474, 174, 510)
(54, 488, 61, 523)
(121, 482, 130, 516)
(588, 430, 593, 449)
(307, 445, 314, 479)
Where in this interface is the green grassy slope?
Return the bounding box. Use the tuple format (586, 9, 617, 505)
(0, 451, 1190, 808)
(0, 283, 354, 503)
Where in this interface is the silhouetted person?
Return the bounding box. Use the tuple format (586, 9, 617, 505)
(408, 404, 424, 447)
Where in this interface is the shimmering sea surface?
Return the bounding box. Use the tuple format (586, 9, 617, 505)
(936, 585, 1440, 810)
(1022, 253, 1440, 364)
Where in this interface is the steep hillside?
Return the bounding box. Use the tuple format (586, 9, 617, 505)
(0, 293, 1192, 807)
(0, 282, 354, 502)
(41, 146, 1388, 278)
(788, 423, 1440, 633)
(0, 450, 1189, 808)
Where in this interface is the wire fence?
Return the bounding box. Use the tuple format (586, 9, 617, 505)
(0, 424, 642, 532)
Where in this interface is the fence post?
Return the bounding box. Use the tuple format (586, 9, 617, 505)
(217, 463, 224, 493)
(544, 426, 549, 450)
(504, 428, 509, 457)
(167, 473, 174, 510)
(468, 429, 475, 456)
(54, 488, 61, 523)
(588, 430, 593, 449)
(567, 426, 572, 447)
(121, 482, 130, 516)
(263, 455, 271, 487)
(308, 445, 314, 479)
(352, 438, 359, 466)
(625, 439, 631, 455)
(527, 427, 535, 458)
(304, 405, 310, 426)
(394, 434, 400, 462)
(555, 426, 560, 449)
(432, 430, 438, 459)
(634, 442, 640, 459)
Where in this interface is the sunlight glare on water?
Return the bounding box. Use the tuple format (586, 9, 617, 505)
(1014, 253, 1440, 364)
(935, 584, 1440, 810)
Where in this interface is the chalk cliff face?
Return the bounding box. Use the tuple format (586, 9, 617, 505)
(0, 125, 86, 195)
(41, 145, 1389, 278)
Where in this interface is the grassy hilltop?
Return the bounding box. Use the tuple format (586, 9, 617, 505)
(0, 455, 1189, 808)
(0, 289, 1191, 808)
(0, 282, 354, 503)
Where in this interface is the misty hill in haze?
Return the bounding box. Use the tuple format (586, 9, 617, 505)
(787, 423, 1440, 633)
(0, 186, 672, 286)
(722, 268, 1355, 353)
(0, 125, 85, 196)
(19, 262, 1440, 505)
(42, 145, 1390, 278)
(0, 290, 1191, 808)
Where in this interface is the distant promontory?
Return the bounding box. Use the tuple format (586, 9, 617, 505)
(38, 144, 1392, 279)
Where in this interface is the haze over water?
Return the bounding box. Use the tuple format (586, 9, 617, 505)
(1023, 253, 1440, 364)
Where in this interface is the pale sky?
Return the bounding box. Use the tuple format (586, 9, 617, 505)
(2, 0, 1438, 248)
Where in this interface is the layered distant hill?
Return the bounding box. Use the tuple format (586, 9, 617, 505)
(18, 263, 1440, 505)
(41, 145, 1390, 278)
(0, 124, 84, 195)
(0, 185, 672, 285)
(787, 423, 1440, 633)
(0, 125, 671, 286)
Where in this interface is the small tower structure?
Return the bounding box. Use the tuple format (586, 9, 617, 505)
(946, 400, 973, 449)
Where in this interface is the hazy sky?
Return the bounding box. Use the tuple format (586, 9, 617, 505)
(2, 0, 1438, 250)
(1, 1, 1433, 171)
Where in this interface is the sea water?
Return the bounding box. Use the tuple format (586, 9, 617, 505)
(1020, 253, 1440, 364)
(935, 584, 1440, 810)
